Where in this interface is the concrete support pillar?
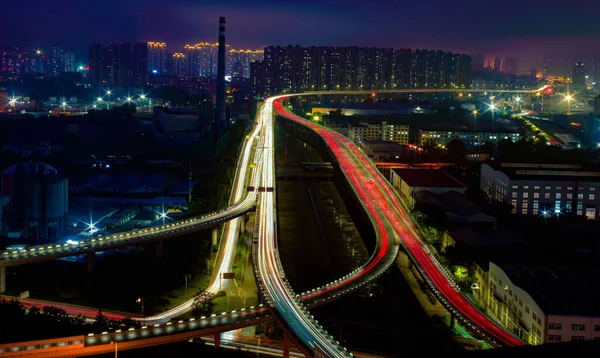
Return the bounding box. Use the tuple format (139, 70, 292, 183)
(212, 227, 219, 246)
(87, 253, 95, 275)
(214, 333, 221, 348)
(156, 240, 163, 260)
(0, 266, 6, 293)
(282, 333, 290, 358)
(239, 215, 246, 233)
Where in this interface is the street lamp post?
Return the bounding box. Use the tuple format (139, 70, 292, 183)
(136, 297, 144, 323)
(488, 96, 496, 130)
(106, 90, 112, 109)
(139, 94, 146, 112)
(472, 110, 478, 131)
(564, 94, 573, 114)
(111, 341, 118, 358)
(515, 96, 521, 111)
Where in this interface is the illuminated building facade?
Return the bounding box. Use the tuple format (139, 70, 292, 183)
(253, 46, 472, 96)
(349, 121, 409, 145)
(172, 53, 187, 77)
(148, 42, 167, 75)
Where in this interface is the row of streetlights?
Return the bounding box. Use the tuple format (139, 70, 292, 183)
(94, 90, 149, 111)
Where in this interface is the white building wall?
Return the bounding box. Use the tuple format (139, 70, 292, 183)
(489, 262, 545, 345)
(348, 122, 409, 145)
(546, 314, 600, 343)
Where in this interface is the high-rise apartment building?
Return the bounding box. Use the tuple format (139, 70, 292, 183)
(229, 49, 263, 78)
(172, 53, 187, 77)
(573, 61, 586, 89)
(543, 56, 573, 78)
(503, 57, 519, 75)
(472, 53, 485, 73)
(132, 42, 148, 86)
(89, 42, 104, 84)
(252, 46, 472, 96)
(46, 47, 65, 77)
(148, 42, 167, 74)
(112, 42, 132, 87)
(90, 42, 147, 86)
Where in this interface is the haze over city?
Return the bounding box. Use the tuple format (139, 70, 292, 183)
(2, 0, 599, 69)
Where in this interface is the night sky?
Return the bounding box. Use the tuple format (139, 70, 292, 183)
(2, 0, 599, 69)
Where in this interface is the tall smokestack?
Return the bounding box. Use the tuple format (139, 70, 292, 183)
(216, 16, 227, 135)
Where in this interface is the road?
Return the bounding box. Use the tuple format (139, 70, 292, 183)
(272, 89, 532, 348)
(0, 201, 254, 267)
(254, 98, 357, 357)
(140, 106, 267, 323)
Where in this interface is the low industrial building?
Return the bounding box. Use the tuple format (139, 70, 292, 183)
(152, 106, 213, 145)
(481, 162, 600, 217)
(419, 129, 520, 148)
(69, 173, 192, 207)
(416, 190, 497, 231)
(362, 140, 407, 161)
(390, 168, 467, 207)
(1, 162, 68, 240)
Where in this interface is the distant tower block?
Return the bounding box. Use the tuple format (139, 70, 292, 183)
(216, 16, 227, 135)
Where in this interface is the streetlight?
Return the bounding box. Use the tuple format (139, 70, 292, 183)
(487, 96, 496, 130)
(514, 96, 521, 111)
(472, 109, 478, 130)
(562, 93, 574, 114)
(139, 94, 146, 112)
(111, 341, 118, 358)
(106, 90, 112, 109)
(136, 297, 144, 323)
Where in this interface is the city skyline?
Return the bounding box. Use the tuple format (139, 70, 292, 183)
(2, 0, 598, 70)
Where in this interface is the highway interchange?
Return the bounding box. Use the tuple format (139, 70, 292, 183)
(0, 88, 552, 356)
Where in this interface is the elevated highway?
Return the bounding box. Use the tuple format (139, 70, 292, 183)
(270, 88, 549, 351)
(0, 88, 548, 356)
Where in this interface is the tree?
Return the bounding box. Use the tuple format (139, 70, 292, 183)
(93, 309, 109, 331)
(480, 142, 495, 155)
(446, 139, 466, 164)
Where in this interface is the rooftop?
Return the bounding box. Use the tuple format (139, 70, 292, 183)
(498, 263, 600, 316)
(487, 162, 600, 182)
(393, 168, 466, 188)
(154, 106, 197, 115)
(416, 190, 481, 216)
(70, 173, 170, 193)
